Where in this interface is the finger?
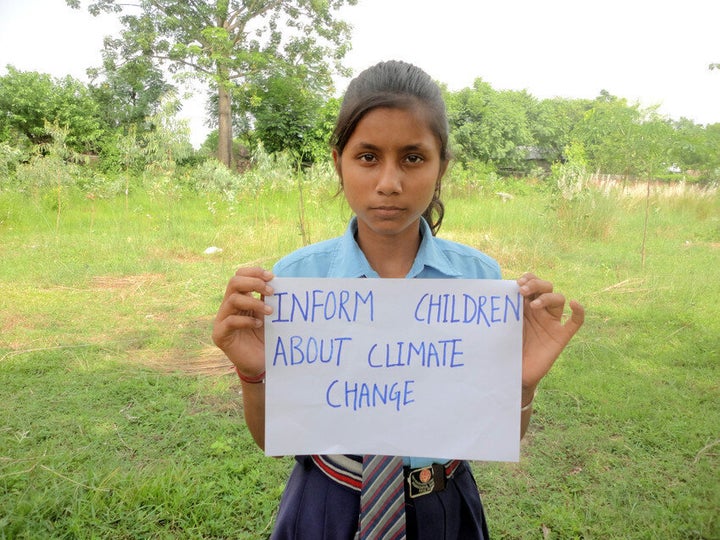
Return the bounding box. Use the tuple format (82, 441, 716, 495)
(223, 272, 274, 301)
(220, 313, 264, 332)
(518, 276, 554, 299)
(528, 292, 567, 318)
(218, 292, 272, 321)
(565, 300, 585, 334)
(235, 266, 274, 280)
(517, 272, 537, 285)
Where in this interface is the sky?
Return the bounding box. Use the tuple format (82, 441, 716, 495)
(1, 0, 718, 147)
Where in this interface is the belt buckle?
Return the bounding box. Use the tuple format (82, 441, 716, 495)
(406, 463, 445, 498)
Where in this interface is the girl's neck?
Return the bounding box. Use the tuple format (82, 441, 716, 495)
(355, 221, 422, 278)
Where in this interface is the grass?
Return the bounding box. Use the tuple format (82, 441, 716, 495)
(1, 179, 718, 539)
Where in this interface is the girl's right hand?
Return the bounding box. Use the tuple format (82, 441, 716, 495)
(212, 267, 274, 378)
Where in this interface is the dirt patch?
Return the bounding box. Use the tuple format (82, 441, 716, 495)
(1, 313, 31, 345)
(90, 273, 166, 290)
(139, 344, 236, 377)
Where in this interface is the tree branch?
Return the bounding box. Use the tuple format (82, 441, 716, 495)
(227, 0, 283, 34)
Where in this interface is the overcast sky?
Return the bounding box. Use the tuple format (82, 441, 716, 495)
(1, 0, 718, 146)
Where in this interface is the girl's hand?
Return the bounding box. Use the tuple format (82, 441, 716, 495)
(517, 273, 585, 392)
(212, 267, 274, 378)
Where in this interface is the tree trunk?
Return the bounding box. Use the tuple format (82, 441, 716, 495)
(217, 84, 233, 168)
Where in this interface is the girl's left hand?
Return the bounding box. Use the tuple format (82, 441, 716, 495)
(517, 273, 585, 392)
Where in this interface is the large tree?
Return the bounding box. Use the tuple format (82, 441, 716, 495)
(67, 0, 356, 167)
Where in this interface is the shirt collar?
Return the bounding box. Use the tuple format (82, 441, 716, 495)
(327, 217, 462, 278)
(409, 218, 463, 278)
(326, 217, 377, 277)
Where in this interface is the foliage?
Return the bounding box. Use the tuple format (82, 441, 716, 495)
(3, 50, 720, 181)
(445, 79, 534, 171)
(528, 96, 592, 165)
(68, 0, 358, 168)
(550, 141, 591, 201)
(189, 159, 246, 200)
(13, 123, 83, 188)
(671, 119, 720, 181)
(141, 94, 194, 175)
(570, 91, 643, 175)
(96, 125, 145, 174)
(87, 51, 174, 136)
(545, 142, 621, 241)
(239, 144, 335, 194)
(248, 76, 338, 164)
(0, 142, 24, 180)
(0, 66, 105, 153)
(630, 116, 674, 178)
(444, 160, 500, 194)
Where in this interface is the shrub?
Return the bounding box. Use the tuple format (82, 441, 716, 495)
(0, 142, 24, 185)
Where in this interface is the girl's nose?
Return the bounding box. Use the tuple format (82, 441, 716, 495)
(375, 164, 402, 195)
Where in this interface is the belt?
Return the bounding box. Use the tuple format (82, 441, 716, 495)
(308, 455, 463, 497)
(404, 460, 463, 498)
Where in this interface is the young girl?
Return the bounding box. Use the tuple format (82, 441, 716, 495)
(212, 60, 585, 540)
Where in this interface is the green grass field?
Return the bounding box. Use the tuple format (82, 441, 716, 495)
(1, 179, 718, 539)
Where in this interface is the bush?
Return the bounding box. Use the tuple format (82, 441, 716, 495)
(549, 142, 591, 201)
(188, 160, 245, 201)
(445, 160, 500, 194)
(0, 142, 24, 185)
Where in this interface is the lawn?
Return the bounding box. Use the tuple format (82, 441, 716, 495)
(1, 179, 718, 539)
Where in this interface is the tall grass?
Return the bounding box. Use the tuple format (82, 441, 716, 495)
(1, 175, 718, 539)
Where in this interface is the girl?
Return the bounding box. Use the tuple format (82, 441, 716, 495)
(212, 60, 585, 540)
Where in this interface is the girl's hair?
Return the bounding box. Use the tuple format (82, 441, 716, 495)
(331, 60, 449, 235)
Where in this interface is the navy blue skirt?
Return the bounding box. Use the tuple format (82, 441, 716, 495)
(270, 456, 489, 540)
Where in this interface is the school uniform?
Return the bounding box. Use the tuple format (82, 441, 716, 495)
(270, 217, 500, 539)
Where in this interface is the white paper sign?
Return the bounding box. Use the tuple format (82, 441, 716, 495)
(264, 278, 523, 461)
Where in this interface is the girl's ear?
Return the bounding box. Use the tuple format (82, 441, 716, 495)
(438, 158, 449, 180)
(332, 148, 343, 179)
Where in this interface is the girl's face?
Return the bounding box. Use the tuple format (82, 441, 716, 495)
(333, 106, 446, 242)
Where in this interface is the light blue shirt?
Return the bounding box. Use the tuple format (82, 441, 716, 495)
(273, 217, 502, 467)
(274, 217, 501, 280)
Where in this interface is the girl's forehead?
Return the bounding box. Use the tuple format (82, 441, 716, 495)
(354, 105, 436, 135)
(340, 106, 444, 156)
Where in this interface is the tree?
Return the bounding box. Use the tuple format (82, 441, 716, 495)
(67, 0, 357, 168)
(88, 52, 173, 135)
(529, 97, 592, 165)
(571, 91, 643, 175)
(672, 118, 720, 178)
(445, 79, 533, 171)
(248, 66, 338, 163)
(0, 66, 105, 153)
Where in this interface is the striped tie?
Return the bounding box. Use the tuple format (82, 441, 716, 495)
(359, 455, 407, 539)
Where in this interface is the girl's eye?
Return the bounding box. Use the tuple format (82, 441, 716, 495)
(358, 153, 376, 163)
(405, 154, 424, 164)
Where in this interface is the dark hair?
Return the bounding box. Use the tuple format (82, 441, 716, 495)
(331, 60, 449, 235)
